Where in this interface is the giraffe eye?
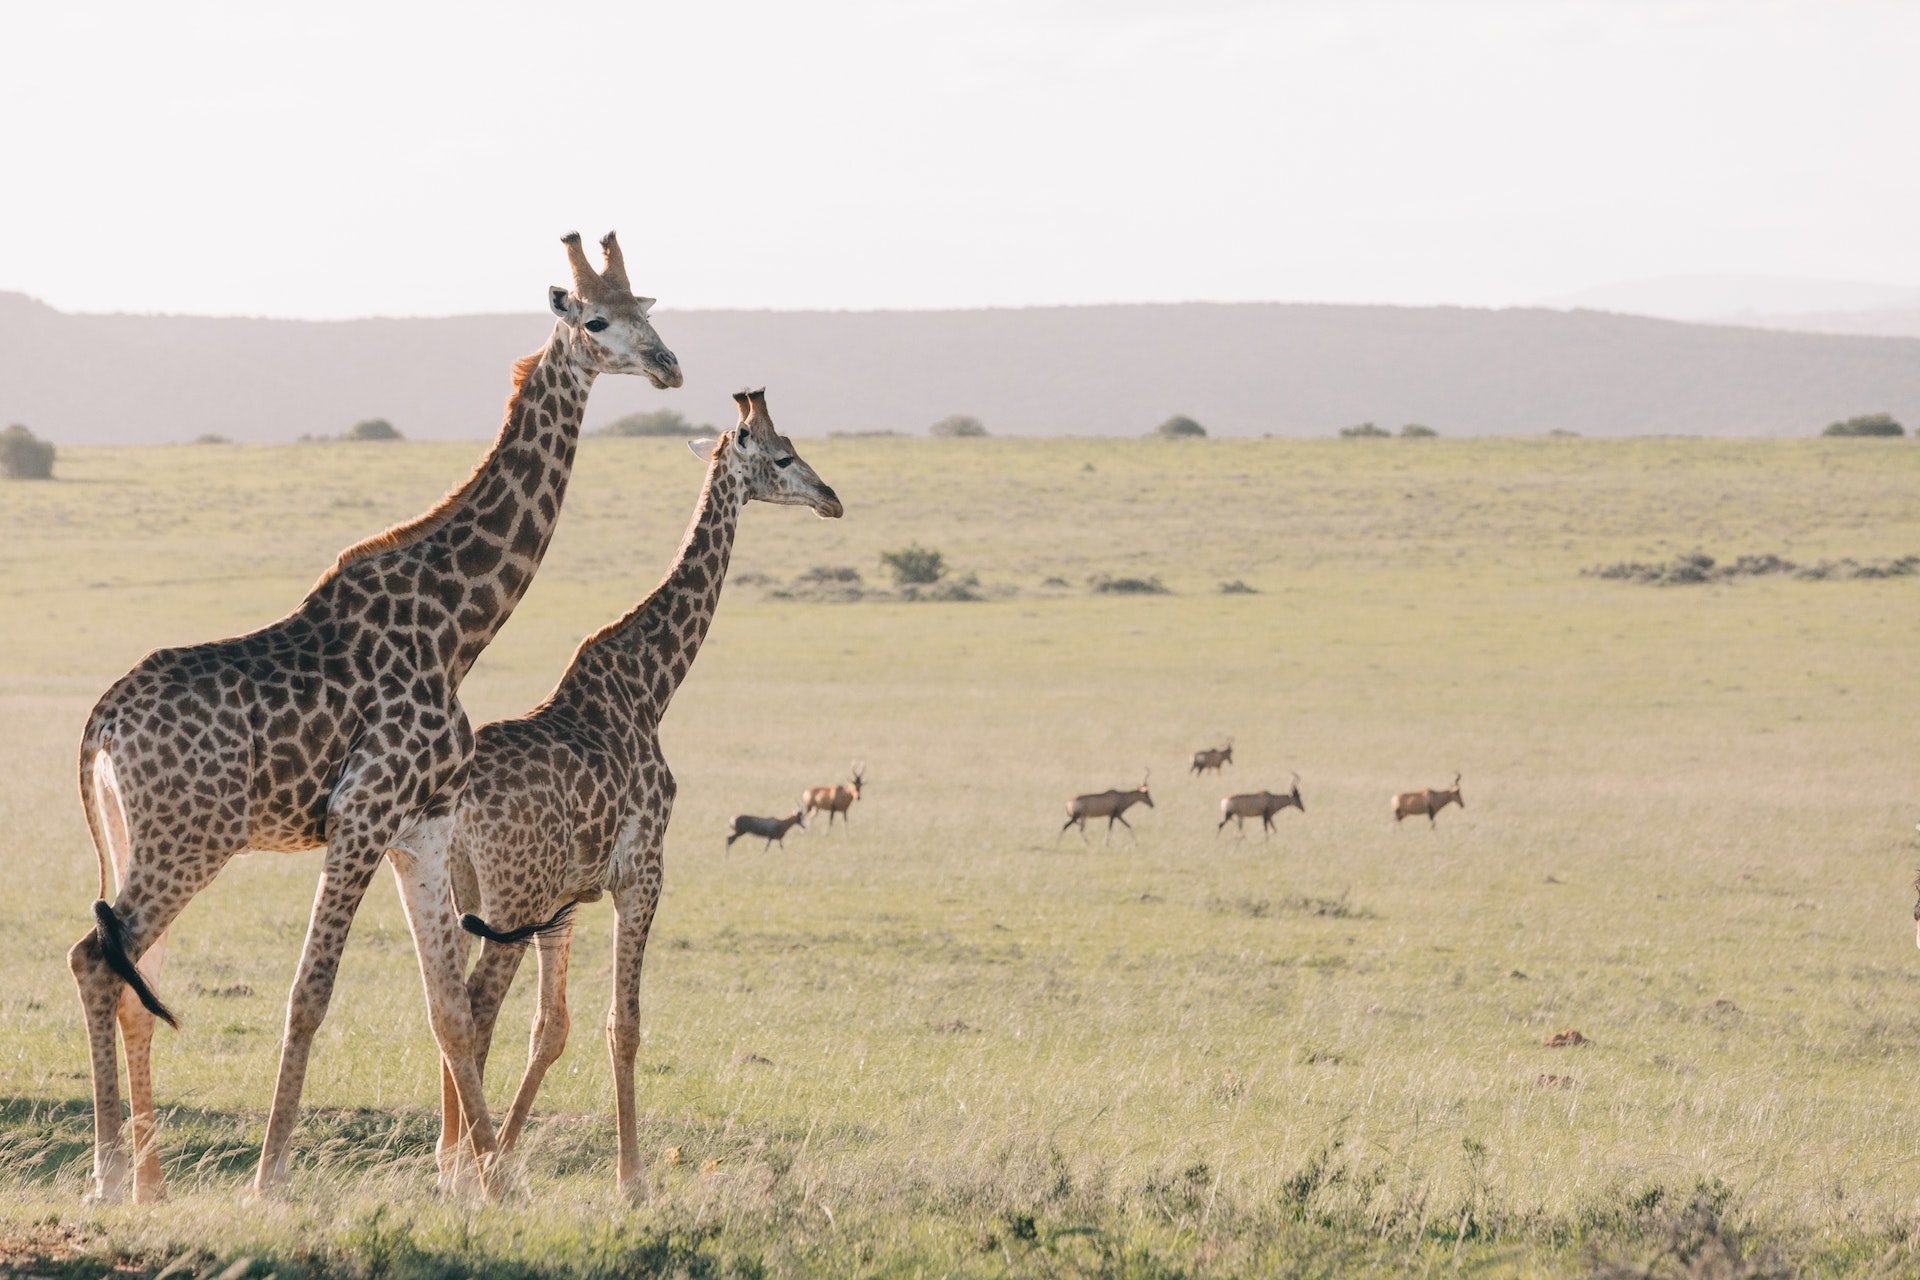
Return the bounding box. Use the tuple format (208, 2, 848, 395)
(583, 318, 610, 333)
(776, 457, 793, 469)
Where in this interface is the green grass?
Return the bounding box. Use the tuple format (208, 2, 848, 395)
(3, 435, 1919, 1277)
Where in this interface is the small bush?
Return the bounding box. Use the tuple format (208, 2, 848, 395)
(930, 415, 987, 437)
(1218, 580, 1257, 594)
(905, 572, 982, 602)
(1400, 423, 1438, 438)
(1153, 415, 1207, 439)
(1548, 428, 1581, 438)
(345, 418, 402, 441)
(1339, 422, 1390, 438)
(192, 433, 231, 445)
(1091, 574, 1169, 595)
(1822, 412, 1904, 437)
(880, 544, 947, 586)
(599, 409, 709, 438)
(0, 424, 54, 479)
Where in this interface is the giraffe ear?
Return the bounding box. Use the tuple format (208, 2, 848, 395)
(548, 287, 579, 320)
(688, 438, 721, 461)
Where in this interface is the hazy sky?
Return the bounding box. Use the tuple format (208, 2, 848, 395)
(3, 0, 1916, 318)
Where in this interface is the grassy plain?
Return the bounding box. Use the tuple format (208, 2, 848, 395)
(1, 433, 1918, 1278)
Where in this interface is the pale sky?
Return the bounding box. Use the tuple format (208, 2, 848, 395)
(3, 0, 1917, 319)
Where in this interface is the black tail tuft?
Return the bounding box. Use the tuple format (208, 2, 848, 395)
(92, 899, 178, 1030)
(460, 901, 575, 946)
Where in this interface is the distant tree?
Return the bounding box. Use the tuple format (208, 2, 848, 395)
(1154, 415, 1207, 439)
(1400, 423, 1438, 438)
(879, 544, 947, 585)
(1339, 422, 1391, 438)
(345, 418, 402, 441)
(1822, 413, 1905, 438)
(192, 433, 231, 445)
(930, 414, 988, 437)
(0, 424, 54, 479)
(598, 408, 710, 437)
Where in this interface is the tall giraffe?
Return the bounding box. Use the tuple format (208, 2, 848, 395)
(67, 232, 680, 1205)
(390, 389, 840, 1201)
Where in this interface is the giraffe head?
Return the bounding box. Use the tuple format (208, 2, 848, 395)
(548, 231, 683, 388)
(689, 389, 843, 518)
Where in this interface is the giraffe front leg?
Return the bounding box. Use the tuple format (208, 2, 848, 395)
(607, 880, 659, 1203)
(253, 843, 383, 1197)
(389, 844, 503, 1200)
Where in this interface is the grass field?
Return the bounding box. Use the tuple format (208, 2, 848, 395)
(2, 433, 1918, 1278)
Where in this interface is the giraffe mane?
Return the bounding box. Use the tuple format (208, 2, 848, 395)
(315, 352, 546, 586)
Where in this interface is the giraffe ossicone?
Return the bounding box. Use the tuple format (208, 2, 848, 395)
(67, 231, 677, 1206)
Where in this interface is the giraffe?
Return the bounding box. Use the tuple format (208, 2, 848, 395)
(389, 389, 840, 1201)
(66, 232, 680, 1205)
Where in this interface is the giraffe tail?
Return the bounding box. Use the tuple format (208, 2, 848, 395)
(80, 726, 180, 1031)
(460, 901, 575, 946)
(92, 900, 178, 1030)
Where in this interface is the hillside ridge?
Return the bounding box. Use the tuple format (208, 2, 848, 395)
(4, 291, 1918, 442)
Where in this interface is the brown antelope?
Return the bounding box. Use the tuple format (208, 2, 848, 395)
(1060, 772, 1154, 840)
(802, 762, 864, 830)
(1392, 772, 1464, 825)
(1218, 773, 1304, 836)
(727, 810, 807, 852)
(1190, 744, 1233, 776)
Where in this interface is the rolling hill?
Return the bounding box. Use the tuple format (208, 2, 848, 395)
(4, 290, 1918, 442)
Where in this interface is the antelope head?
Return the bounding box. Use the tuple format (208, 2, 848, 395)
(549, 232, 682, 388)
(850, 762, 865, 797)
(1289, 769, 1304, 811)
(1451, 772, 1465, 807)
(1138, 769, 1154, 808)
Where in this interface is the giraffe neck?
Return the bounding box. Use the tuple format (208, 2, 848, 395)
(557, 456, 746, 726)
(316, 323, 592, 685)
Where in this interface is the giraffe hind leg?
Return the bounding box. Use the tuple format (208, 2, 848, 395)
(499, 922, 573, 1153)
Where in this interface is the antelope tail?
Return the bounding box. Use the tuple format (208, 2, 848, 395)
(460, 901, 576, 945)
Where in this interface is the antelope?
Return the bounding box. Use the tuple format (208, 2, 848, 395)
(802, 762, 865, 830)
(1190, 744, 1233, 776)
(1392, 773, 1464, 825)
(726, 810, 807, 852)
(1061, 772, 1154, 840)
(1218, 773, 1305, 836)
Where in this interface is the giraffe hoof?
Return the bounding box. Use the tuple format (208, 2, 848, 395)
(81, 1185, 124, 1207)
(131, 1180, 170, 1206)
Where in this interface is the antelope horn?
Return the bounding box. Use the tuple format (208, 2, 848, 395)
(1291, 770, 1301, 786)
(1453, 772, 1462, 788)
(598, 231, 630, 293)
(560, 232, 606, 300)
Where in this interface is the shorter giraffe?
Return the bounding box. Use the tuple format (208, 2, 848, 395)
(390, 389, 839, 1201)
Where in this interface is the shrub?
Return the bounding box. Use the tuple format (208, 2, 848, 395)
(1339, 422, 1390, 438)
(345, 418, 402, 441)
(1218, 580, 1257, 594)
(930, 415, 987, 437)
(1822, 413, 1904, 438)
(1091, 574, 1170, 595)
(1400, 423, 1438, 438)
(192, 433, 231, 445)
(880, 544, 947, 585)
(599, 409, 707, 438)
(1153, 415, 1207, 439)
(0, 424, 54, 479)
